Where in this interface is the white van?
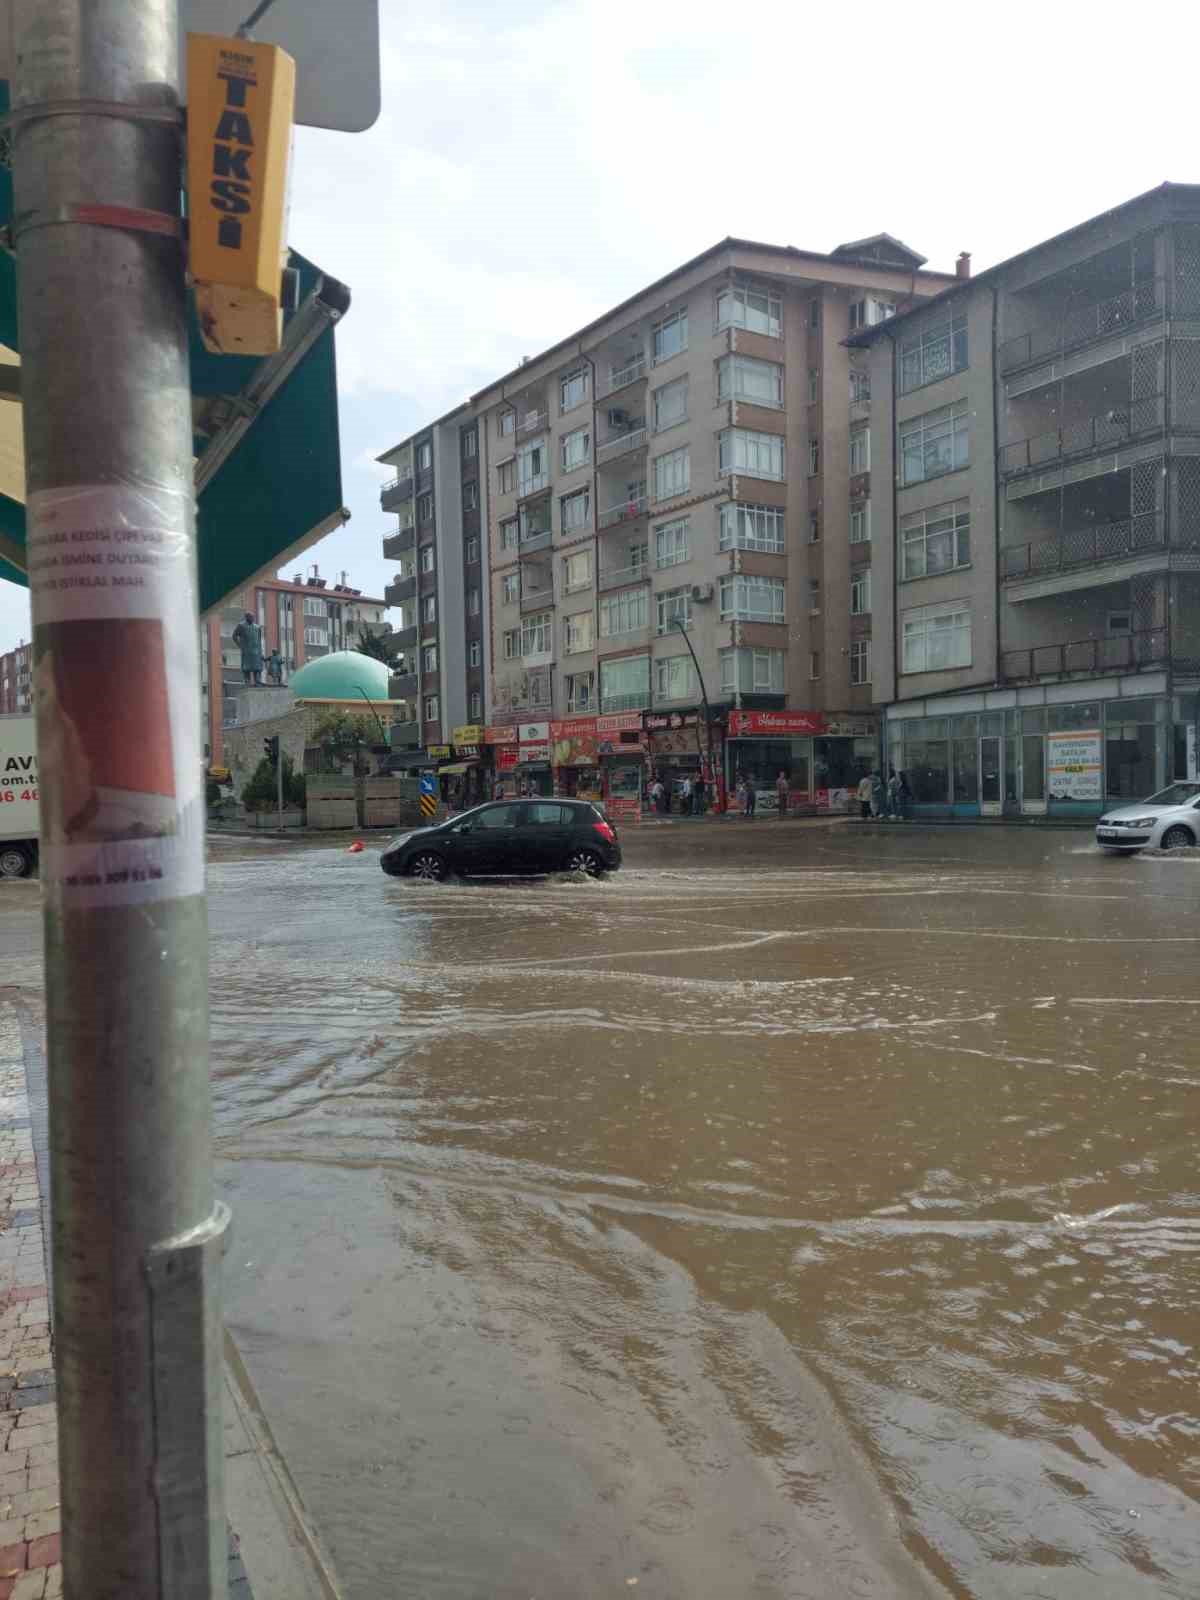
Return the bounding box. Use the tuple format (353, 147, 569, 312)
(0, 714, 38, 877)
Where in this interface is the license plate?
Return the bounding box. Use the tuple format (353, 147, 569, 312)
(1097, 829, 1118, 840)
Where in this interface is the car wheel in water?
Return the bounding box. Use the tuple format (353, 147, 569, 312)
(1160, 825, 1194, 850)
(0, 845, 29, 879)
(408, 851, 448, 882)
(565, 847, 605, 877)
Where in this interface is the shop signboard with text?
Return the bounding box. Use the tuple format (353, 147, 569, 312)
(550, 717, 598, 767)
(727, 710, 826, 738)
(1047, 730, 1103, 801)
(484, 725, 519, 745)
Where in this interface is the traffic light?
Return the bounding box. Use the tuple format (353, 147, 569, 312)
(264, 736, 280, 767)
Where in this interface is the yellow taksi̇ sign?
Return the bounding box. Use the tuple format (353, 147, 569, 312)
(186, 34, 296, 355)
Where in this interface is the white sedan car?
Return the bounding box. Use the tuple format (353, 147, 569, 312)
(1096, 782, 1200, 852)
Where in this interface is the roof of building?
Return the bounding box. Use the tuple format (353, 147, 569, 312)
(260, 573, 387, 605)
(831, 232, 927, 267)
(846, 180, 1200, 348)
(289, 651, 391, 703)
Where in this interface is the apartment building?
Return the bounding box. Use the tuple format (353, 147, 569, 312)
(0, 641, 31, 715)
(201, 566, 388, 765)
(855, 182, 1200, 818)
(457, 234, 954, 803)
(378, 405, 489, 765)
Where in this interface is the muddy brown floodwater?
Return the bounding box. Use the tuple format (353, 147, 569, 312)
(4, 821, 1199, 1596)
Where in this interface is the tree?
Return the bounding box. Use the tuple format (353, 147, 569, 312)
(353, 625, 398, 666)
(241, 753, 305, 811)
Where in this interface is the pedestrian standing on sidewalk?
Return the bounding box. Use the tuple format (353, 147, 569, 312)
(679, 774, 692, 815)
(869, 770, 884, 818)
(897, 770, 913, 820)
(744, 779, 757, 819)
(886, 769, 902, 821)
(693, 775, 706, 815)
(776, 770, 789, 818)
(857, 772, 873, 820)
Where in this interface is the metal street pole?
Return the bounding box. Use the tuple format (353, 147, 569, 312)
(671, 617, 721, 812)
(277, 739, 284, 830)
(13, 3, 228, 1595)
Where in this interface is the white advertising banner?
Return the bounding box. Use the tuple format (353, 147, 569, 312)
(1047, 729, 1103, 802)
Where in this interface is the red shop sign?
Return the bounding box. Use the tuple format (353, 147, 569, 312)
(496, 746, 520, 769)
(595, 711, 644, 734)
(727, 709, 826, 738)
(484, 725, 519, 745)
(549, 716, 598, 738)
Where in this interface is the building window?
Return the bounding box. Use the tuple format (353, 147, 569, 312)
(850, 571, 872, 615)
(500, 517, 518, 550)
(499, 410, 515, 437)
(563, 548, 591, 592)
(655, 655, 698, 702)
(808, 300, 820, 331)
(656, 586, 691, 634)
(900, 400, 970, 486)
(560, 426, 590, 472)
(423, 644, 438, 673)
(518, 611, 552, 656)
(849, 430, 870, 473)
(600, 587, 649, 637)
(716, 355, 784, 408)
(809, 510, 820, 543)
(420, 545, 435, 573)
(424, 694, 439, 722)
(848, 298, 895, 330)
(463, 480, 478, 511)
(304, 626, 327, 647)
(850, 369, 871, 404)
(303, 595, 326, 616)
(809, 651, 821, 680)
(808, 577, 821, 613)
(469, 640, 481, 667)
(417, 441, 432, 470)
(502, 627, 519, 659)
(467, 586, 480, 616)
(850, 639, 871, 685)
(470, 691, 482, 719)
(901, 500, 970, 579)
(850, 502, 871, 545)
(719, 574, 785, 623)
(653, 445, 690, 501)
(720, 647, 785, 694)
(502, 573, 520, 605)
(653, 376, 688, 432)
(1107, 609, 1132, 636)
(462, 429, 478, 459)
(498, 459, 516, 495)
(560, 486, 590, 534)
(417, 493, 433, 521)
(519, 498, 550, 542)
(466, 536, 480, 564)
(720, 502, 784, 553)
(900, 311, 968, 393)
(600, 655, 650, 713)
(565, 671, 595, 714)
(652, 308, 688, 366)
(902, 603, 972, 673)
(655, 516, 690, 567)
(715, 280, 782, 338)
(808, 438, 819, 476)
(564, 611, 594, 654)
(718, 428, 785, 480)
(517, 439, 548, 495)
(560, 368, 589, 412)
(808, 368, 819, 404)
(421, 595, 437, 624)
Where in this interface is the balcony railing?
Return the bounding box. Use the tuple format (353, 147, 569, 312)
(598, 493, 649, 530)
(384, 575, 416, 607)
(598, 562, 650, 592)
(381, 472, 415, 510)
(599, 357, 647, 399)
(518, 528, 552, 554)
(521, 586, 553, 613)
(596, 425, 647, 467)
(999, 277, 1163, 374)
(516, 410, 548, 438)
(1001, 628, 1168, 681)
(392, 624, 418, 650)
(1000, 512, 1164, 579)
(600, 692, 650, 714)
(390, 719, 422, 749)
(388, 672, 418, 700)
(1001, 395, 1164, 475)
(382, 526, 416, 560)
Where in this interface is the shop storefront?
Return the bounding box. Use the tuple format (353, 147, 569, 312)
(550, 717, 602, 802)
(643, 710, 722, 811)
(596, 712, 647, 819)
(484, 724, 519, 797)
(725, 710, 877, 813)
(886, 684, 1185, 817)
(516, 720, 553, 797)
(445, 724, 488, 808)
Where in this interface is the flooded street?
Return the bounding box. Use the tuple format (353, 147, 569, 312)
(5, 821, 1200, 1596)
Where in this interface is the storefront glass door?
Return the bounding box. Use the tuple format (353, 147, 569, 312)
(980, 736, 1002, 814)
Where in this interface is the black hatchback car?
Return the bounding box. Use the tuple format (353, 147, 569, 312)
(380, 798, 622, 881)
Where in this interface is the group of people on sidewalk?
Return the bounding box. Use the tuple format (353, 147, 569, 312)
(857, 768, 912, 821)
(647, 775, 709, 815)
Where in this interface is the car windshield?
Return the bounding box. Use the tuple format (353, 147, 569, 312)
(1142, 783, 1200, 807)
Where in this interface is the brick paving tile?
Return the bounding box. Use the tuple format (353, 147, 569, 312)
(10, 1569, 44, 1598)
(24, 1537, 56, 1571)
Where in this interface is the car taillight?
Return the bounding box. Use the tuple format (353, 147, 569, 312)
(593, 820, 616, 844)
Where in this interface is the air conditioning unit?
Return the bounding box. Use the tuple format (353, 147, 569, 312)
(607, 408, 629, 429)
(690, 583, 714, 603)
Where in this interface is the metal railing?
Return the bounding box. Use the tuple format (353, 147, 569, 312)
(600, 692, 650, 713)
(381, 474, 415, 508)
(388, 672, 418, 700)
(383, 575, 416, 606)
(599, 357, 647, 398)
(381, 527, 416, 560)
(1001, 395, 1164, 474)
(1000, 512, 1164, 578)
(520, 586, 554, 613)
(516, 409, 548, 437)
(598, 493, 648, 529)
(999, 277, 1162, 374)
(598, 561, 649, 592)
(596, 425, 647, 466)
(566, 698, 595, 716)
(392, 624, 419, 649)
(1001, 628, 1169, 681)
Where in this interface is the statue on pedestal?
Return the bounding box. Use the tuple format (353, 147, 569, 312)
(232, 612, 264, 685)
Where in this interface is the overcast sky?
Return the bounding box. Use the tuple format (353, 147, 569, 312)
(0, 0, 1193, 647)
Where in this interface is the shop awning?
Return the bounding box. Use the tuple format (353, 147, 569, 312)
(438, 762, 470, 776)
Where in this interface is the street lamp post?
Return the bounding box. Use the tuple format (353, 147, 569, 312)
(671, 618, 722, 812)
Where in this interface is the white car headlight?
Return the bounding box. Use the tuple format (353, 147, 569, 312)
(1124, 817, 1158, 828)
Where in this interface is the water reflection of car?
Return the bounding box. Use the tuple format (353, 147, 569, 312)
(1096, 782, 1200, 852)
(381, 798, 622, 881)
